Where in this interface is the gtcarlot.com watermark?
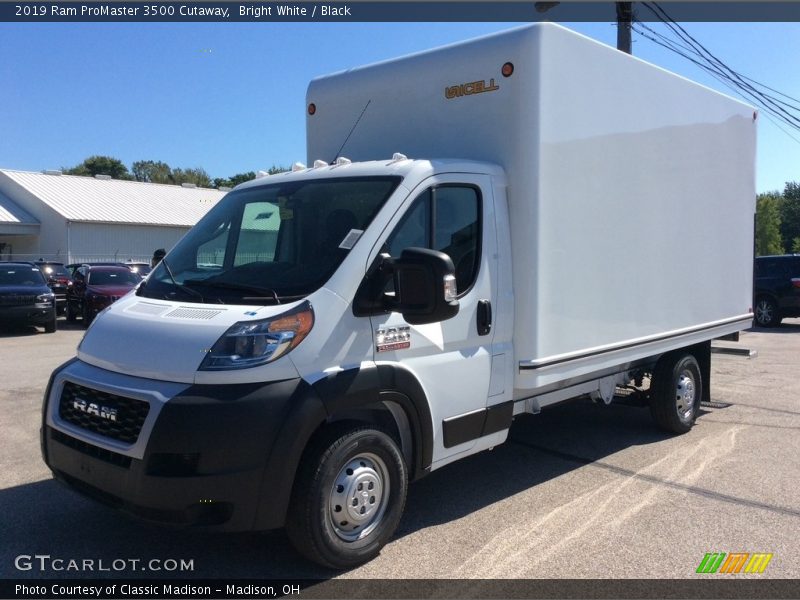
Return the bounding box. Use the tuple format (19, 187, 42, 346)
(14, 554, 194, 573)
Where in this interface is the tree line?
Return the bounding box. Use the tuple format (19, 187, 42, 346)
(62, 155, 286, 189)
(756, 182, 800, 256)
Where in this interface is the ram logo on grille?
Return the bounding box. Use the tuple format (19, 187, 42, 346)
(72, 398, 118, 422)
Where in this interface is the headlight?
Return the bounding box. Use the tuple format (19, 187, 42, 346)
(35, 293, 55, 307)
(199, 301, 314, 371)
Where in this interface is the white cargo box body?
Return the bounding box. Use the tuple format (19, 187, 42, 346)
(307, 23, 755, 395)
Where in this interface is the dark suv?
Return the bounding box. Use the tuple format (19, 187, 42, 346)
(753, 254, 800, 327)
(0, 262, 57, 333)
(34, 261, 71, 315)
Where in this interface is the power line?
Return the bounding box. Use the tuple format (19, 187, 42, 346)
(631, 23, 800, 145)
(643, 2, 800, 128)
(634, 3, 800, 138)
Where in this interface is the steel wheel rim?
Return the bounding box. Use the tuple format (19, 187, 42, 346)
(328, 452, 390, 542)
(755, 300, 773, 324)
(675, 370, 696, 422)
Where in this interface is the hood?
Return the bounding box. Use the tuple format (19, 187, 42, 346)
(0, 285, 50, 296)
(76, 294, 302, 384)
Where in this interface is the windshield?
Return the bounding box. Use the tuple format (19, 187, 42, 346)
(139, 176, 401, 304)
(0, 266, 46, 286)
(88, 269, 141, 286)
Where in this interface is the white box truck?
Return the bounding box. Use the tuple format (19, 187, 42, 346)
(42, 24, 755, 568)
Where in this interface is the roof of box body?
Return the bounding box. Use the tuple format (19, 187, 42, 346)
(0, 169, 227, 227)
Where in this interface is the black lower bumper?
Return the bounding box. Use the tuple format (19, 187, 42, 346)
(43, 376, 328, 532)
(0, 305, 54, 326)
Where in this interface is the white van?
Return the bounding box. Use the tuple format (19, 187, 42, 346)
(42, 24, 755, 568)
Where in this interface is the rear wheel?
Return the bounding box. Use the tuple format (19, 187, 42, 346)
(754, 296, 781, 327)
(286, 424, 407, 569)
(650, 352, 702, 434)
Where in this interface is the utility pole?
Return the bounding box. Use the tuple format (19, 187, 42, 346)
(534, 2, 634, 54)
(616, 2, 633, 54)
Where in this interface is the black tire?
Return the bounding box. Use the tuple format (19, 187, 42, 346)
(650, 352, 702, 434)
(65, 302, 76, 323)
(754, 296, 781, 328)
(44, 314, 56, 333)
(286, 424, 408, 569)
(82, 304, 93, 328)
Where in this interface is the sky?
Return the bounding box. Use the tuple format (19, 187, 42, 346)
(0, 16, 798, 193)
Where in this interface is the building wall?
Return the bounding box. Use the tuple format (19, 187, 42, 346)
(0, 174, 68, 261)
(68, 222, 190, 263)
(0, 235, 40, 260)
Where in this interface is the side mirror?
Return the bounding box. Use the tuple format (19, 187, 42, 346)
(353, 248, 459, 325)
(393, 248, 459, 324)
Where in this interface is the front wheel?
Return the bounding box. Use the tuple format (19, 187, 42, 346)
(82, 303, 93, 328)
(286, 424, 407, 569)
(650, 352, 702, 434)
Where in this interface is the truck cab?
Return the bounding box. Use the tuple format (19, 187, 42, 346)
(43, 158, 513, 568)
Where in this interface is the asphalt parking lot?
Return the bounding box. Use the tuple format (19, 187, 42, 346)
(1, 317, 799, 588)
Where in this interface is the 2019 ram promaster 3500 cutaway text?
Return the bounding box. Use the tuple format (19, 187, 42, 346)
(42, 24, 756, 568)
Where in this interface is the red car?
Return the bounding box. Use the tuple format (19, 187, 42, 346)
(65, 265, 140, 327)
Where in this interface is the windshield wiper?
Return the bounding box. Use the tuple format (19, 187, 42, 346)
(162, 258, 205, 302)
(183, 279, 281, 304)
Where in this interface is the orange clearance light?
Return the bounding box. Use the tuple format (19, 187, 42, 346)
(308, 103, 317, 116)
(501, 62, 514, 77)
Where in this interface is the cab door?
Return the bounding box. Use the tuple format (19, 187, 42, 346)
(369, 173, 500, 464)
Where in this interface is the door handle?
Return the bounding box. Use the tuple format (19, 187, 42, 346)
(477, 299, 492, 336)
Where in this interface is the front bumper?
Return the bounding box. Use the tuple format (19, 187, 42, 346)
(42, 361, 327, 531)
(0, 305, 54, 326)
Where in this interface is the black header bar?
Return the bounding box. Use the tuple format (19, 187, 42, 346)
(3, 2, 800, 23)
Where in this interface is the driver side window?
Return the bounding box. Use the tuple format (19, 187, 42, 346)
(386, 185, 480, 295)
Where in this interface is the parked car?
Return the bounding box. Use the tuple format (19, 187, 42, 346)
(65, 265, 140, 327)
(34, 261, 71, 315)
(0, 262, 56, 333)
(753, 254, 800, 327)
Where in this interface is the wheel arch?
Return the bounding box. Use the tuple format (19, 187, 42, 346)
(310, 363, 434, 482)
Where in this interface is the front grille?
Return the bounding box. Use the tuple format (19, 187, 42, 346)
(0, 294, 36, 307)
(58, 382, 150, 444)
(50, 428, 132, 468)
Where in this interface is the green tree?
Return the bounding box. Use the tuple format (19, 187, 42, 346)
(780, 181, 800, 254)
(213, 171, 256, 189)
(171, 167, 211, 188)
(64, 155, 132, 180)
(755, 192, 784, 256)
(267, 165, 288, 175)
(132, 160, 172, 184)
(792, 237, 800, 253)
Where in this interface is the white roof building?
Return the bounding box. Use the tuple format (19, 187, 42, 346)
(0, 169, 228, 263)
